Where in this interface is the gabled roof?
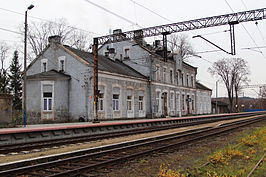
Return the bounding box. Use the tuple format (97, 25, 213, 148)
(63, 45, 147, 79)
(27, 69, 71, 80)
(196, 82, 212, 91)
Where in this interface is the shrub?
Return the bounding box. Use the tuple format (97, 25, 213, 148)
(158, 164, 186, 177)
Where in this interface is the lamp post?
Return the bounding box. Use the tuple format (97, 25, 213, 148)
(23, 4, 34, 127)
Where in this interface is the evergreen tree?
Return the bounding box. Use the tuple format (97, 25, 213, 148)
(9, 50, 22, 110)
(0, 69, 9, 93)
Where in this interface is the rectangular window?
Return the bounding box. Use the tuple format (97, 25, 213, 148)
(155, 66, 160, 81)
(139, 96, 144, 111)
(58, 57, 66, 72)
(191, 76, 194, 87)
(59, 60, 65, 71)
(192, 95, 195, 110)
(176, 94, 179, 111)
(182, 94, 185, 110)
(163, 68, 166, 82)
(170, 93, 174, 111)
(187, 74, 189, 87)
(181, 73, 184, 86)
(41, 62, 47, 72)
(98, 93, 104, 111)
(176, 72, 179, 85)
(112, 94, 119, 111)
(156, 91, 160, 113)
(124, 48, 130, 59)
(170, 70, 173, 84)
(43, 92, 52, 111)
(127, 96, 132, 111)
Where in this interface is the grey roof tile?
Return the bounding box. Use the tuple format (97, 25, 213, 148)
(63, 45, 147, 79)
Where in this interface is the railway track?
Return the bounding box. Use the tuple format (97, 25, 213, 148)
(0, 112, 263, 155)
(0, 114, 265, 177)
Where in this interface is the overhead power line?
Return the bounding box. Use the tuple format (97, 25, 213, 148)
(83, 0, 142, 28)
(129, 0, 172, 23)
(0, 27, 22, 35)
(224, 0, 266, 60)
(0, 7, 99, 35)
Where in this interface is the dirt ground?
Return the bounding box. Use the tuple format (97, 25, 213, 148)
(105, 120, 266, 177)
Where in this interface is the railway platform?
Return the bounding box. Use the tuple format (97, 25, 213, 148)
(0, 111, 264, 146)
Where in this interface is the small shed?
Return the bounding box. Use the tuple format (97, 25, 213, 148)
(0, 94, 13, 124)
(211, 100, 229, 114)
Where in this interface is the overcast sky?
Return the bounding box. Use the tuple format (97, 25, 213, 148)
(1, 0, 266, 98)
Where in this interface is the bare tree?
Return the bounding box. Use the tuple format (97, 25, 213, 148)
(232, 58, 250, 112)
(208, 58, 249, 112)
(0, 42, 9, 70)
(0, 42, 10, 93)
(168, 34, 195, 60)
(259, 86, 266, 98)
(25, 18, 91, 60)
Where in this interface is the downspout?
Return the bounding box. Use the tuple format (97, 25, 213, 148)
(67, 79, 70, 121)
(149, 54, 153, 118)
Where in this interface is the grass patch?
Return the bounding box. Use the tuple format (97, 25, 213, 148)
(157, 125, 266, 177)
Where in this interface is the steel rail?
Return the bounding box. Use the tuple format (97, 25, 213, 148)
(0, 114, 265, 177)
(0, 112, 262, 154)
(246, 152, 266, 177)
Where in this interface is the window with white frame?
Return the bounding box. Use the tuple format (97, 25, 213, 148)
(127, 95, 132, 111)
(156, 91, 160, 113)
(43, 92, 52, 111)
(98, 93, 104, 111)
(41, 59, 48, 72)
(112, 87, 120, 111)
(58, 56, 66, 72)
(163, 67, 166, 82)
(170, 92, 174, 111)
(170, 70, 173, 84)
(42, 84, 53, 111)
(112, 94, 119, 111)
(139, 96, 144, 110)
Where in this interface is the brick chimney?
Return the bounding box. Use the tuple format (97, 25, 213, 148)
(48, 35, 61, 44)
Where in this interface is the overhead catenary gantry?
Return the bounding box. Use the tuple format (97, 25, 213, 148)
(92, 8, 266, 122)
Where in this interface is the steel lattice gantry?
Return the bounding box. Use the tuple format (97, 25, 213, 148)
(92, 7, 266, 121)
(96, 8, 266, 45)
(241, 84, 266, 89)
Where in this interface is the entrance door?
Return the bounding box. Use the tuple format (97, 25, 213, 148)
(161, 92, 168, 116)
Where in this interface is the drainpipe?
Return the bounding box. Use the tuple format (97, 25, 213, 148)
(149, 54, 153, 118)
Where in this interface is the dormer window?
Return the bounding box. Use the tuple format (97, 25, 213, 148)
(123, 47, 130, 59)
(58, 56, 66, 72)
(41, 59, 48, 72)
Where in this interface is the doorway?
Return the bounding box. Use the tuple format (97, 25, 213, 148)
(161, 92, 168, 116)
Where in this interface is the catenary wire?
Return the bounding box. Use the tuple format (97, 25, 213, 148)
(0, 7, 99, 36)
(224, 0, 266, 60)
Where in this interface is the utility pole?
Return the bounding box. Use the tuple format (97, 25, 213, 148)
(93, 37, 99, 123)
(23, 4, 34, 127)
(216, 81, 218, 114)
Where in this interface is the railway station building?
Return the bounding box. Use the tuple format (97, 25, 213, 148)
(25, 34, 212, 123)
